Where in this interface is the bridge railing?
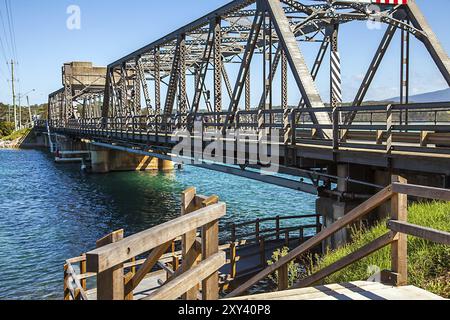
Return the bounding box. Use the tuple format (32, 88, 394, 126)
(42, 101, 450, 156)
(227, 175, 450, 297)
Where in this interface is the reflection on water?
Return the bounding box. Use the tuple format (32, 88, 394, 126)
(0, 149, 316, 300)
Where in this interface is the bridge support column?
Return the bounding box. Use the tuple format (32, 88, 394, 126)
(90, 146, 174, 173)
(317, 164, 374, 250)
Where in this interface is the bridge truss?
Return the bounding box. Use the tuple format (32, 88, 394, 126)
(44, 0, 450, 192)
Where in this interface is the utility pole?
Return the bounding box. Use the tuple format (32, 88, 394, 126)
(18, 95, 21, 129)
(9, 59, 17, 130)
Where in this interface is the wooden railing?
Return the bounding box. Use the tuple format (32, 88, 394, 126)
(227, 176, 450, 297)
(64, 187, 226, 300)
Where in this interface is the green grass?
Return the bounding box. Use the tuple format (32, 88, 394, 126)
(306, 201, 450, 298)
(1, 128, 31, 142)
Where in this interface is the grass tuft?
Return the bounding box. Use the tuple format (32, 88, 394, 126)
(305, 201, 450, 298)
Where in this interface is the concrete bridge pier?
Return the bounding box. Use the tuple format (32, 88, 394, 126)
(317, 164, 377, 250)
(90, 146, 174, 173)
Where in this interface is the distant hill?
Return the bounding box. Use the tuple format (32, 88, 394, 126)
(384, 88, 450, 103)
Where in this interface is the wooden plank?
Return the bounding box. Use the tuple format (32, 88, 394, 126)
(391, 175, 408, 286)
(227, 185, 394, 298)
(65, 263, 89, 300)
(86, 203, 226, 273)
(124, 241, 172, 297)
(182, 187, 199, 300)
(292, 232, 396, 289)
(64, 264, 70, 300)
(388, 220, 450, 245)
(201, 220, 220, 300)
(143, 252, 226, 300)
(392, 183, 450, 201)
(96, 230, 124, 300)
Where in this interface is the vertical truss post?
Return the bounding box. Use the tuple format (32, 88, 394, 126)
(400, 25, 410, 125)
(136, 58, 152, 114)
(213, 17, 222, 117)
(245, 72, 250, 111)
(330, 24, 341, 152)
(133, 67, 141, 116)
(179, 34, 187, 127)
(282, 51, 290, 144)
(154, 47, 161, 116)
(101, 69, 113, 122)
(164, 38, 182, 119)
(260, 9, 268, 140)
(63, 68, 73, 122)
(120, 64, 129, 117)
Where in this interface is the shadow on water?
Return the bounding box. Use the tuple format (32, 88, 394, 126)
(0, 149, 316, 300)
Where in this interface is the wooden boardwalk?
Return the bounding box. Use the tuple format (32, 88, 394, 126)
(227, 281, 446, 301)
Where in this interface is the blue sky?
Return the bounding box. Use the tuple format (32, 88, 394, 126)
(0, 0, 448, 105)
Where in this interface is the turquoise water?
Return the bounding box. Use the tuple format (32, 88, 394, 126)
(0, 149, 316, 300)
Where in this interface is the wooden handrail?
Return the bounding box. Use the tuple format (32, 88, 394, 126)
(86, 202, 226, 273)
(292, 232, 397, 289)
(143, 252, 226, 300)
(227, 185, 394, 298)
(392, 183, 450, 201)
(388, 220, 450, 245)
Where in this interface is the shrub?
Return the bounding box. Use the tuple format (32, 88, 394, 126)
(267, 247, 301, 288)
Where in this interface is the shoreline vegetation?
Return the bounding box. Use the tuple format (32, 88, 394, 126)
(305, 201, 450, 298)
(269, 202, 450, 298)
(0, 126, 31, 149)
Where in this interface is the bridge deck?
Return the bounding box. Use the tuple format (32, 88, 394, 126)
(226, 281, 446, 301)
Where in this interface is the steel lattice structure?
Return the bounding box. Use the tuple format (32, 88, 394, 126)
(49, 0, 449, 132)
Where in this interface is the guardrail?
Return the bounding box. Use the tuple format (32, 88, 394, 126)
(227, 175, 450, 297)
(36, 101, 450, 156)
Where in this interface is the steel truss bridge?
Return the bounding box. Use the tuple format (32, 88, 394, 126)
(39, 0, 450, 196)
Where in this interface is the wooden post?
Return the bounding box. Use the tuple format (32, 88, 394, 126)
(80, 259, 87, 290)
(285, 231, 290, 247)
(259, 237, 266, 268)
(64, 264, 71, 300)
(231, 224, 236, 243)
(230, 242, 237, 279)
(276, 216, 280, 240)
(202, 219, 220, 300)
(278, 264, 289, 291)
(391, 175, 408, 286)
(299, 227, 304, 245)
(316, 215, 321, 234)
(255, 219, 260, 241)
(181, 187, 199, 300)
(131, 257, 136, 275)
(96, 229, 125, 300)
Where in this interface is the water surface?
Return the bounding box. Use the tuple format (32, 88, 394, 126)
(0, 149, 316, 300)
